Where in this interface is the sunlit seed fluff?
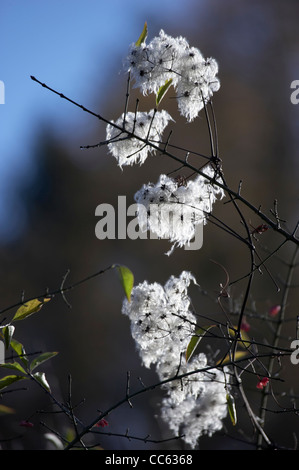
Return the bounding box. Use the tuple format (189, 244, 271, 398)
(122, 270, 229, 447)
(176, 57, 220, 122)
(106, 109, 173, 168)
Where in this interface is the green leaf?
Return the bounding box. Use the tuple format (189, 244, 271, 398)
(12, 297, 51, 322)
(10, 339, 28, 368)
(44, 433, 64, 450)
(226, 392, 237, 426)
(135, 22, 148, 46)
(113, 265, 134, 302)
(156, 78, 173, 106)
(32, 371, 51, 392)
(30, 352, 58, 372)
(2, 325, 15, 349)
(0, 374, 27, 391)
(186, 325, 216, 362)
(0, 361, 27, 375)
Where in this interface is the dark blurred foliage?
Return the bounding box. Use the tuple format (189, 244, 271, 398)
(0, 0, 299, 450)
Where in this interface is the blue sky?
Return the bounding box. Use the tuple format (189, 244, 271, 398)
(0, 0, 199, 242)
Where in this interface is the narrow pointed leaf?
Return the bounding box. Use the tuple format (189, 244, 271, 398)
(12, 297, 51, 322)
(226, 392, 237, 426)
(135, 22, 148, 46)
(0, 361, 27, 375)
(113, 265, 134, 302)
(10, 339, 28, 368)
(30, 352, 58, 372)
(156, 78, 173, 106)
(33, 371, 51, 392)
(186, 325, 216, 362)
(0, 375, 27, 391)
